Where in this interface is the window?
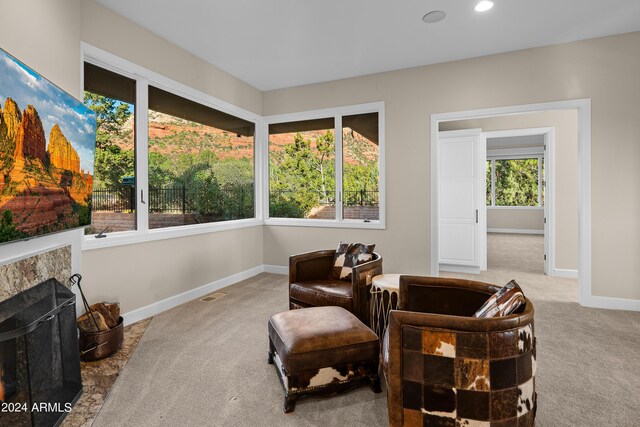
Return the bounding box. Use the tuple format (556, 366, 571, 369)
(342, 113, 379, 221)
(148, 86, 255, 229)
(82, 49, 259, 248)
(84, 63, 136, 233)
(486, 157, 543, 207)
(267, 105, 383, 226)
(82, 48, 382, 248)
(268, 118, 335, 219)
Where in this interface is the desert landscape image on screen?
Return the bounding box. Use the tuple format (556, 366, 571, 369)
(0, 48, 97, 244)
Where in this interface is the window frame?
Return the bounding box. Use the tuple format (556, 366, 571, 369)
(81, 43, 263, 251)
(486, 149, 544, 209)
(263, 102, 385, 229)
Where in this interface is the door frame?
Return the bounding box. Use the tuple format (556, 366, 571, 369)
(430, 98, 591, 307)
(482, 127, 554, 276)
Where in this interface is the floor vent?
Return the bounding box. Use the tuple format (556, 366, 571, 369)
(200, 292, 226, 302)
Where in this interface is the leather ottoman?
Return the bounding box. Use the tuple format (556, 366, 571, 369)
(268, 306, 381, 413)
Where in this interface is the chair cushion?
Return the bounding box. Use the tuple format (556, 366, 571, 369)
(474, 279, 526, 318)
(329, 242, 375, 280)
(268, 306, 379, 373)
(289, 279, 353, 310)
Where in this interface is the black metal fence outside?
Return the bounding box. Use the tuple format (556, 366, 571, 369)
(269, 189, 379, 206)
(343, 190, 379, 206)
(93, 185, 378, 213)
(92, 186, 135, 212)
(92, 184, 255, 215)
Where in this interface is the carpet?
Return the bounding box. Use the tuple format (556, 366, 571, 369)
(62, 319, 152, 427)
(92, 234, 640, 426)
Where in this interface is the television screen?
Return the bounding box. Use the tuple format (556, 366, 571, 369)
(0, 48, 97, 244)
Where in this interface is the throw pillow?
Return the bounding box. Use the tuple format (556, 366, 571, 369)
(330, 242, 376, 281)
(473, 279, 526, 318)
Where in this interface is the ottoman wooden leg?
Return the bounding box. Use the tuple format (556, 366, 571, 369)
(369, 374, 382, 393)
(284, 394, 297, 413)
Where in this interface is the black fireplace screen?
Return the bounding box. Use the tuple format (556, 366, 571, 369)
(0, 278, 82, 427)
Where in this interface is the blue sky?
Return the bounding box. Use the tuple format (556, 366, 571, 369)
(0, 49, 96, 174)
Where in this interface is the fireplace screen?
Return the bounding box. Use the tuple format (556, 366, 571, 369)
(0, 278, 82, 427)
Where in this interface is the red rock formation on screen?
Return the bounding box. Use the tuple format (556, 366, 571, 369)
(0, 99, 94, 238)
(2, 98, 22, 141)
(48, 124, 80, 172)
(14, 105, 46, 162)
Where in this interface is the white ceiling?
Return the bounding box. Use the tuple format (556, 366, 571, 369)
(95, 0, 640, 91)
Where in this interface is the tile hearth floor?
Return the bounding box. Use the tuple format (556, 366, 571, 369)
(61, 319, 152, 427)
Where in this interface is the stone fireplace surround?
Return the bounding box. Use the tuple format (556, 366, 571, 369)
(0, 228, 83, 307)
(0, 245, 73, 303)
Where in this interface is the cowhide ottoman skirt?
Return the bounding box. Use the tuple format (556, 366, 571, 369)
(268, 306, 381, 413)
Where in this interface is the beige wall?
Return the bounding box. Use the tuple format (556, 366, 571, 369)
(78, 1, 265, 313)
(81, 1, 262, 114)
(82, 227, 262, 314)
(487, 209, 544, 232)
(263, 32, 640, 301)
(440, 110, 579, 270)
(1, 0, 82, 99)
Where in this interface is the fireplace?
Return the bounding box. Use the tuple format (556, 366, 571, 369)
(0, 278, 82, 427)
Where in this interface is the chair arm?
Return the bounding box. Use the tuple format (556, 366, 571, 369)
(289, 249, 336, 284)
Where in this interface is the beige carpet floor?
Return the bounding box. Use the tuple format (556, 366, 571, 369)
(93, 234, 640, 426)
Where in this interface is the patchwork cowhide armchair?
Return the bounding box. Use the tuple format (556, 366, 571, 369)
(383, 276, 536, 427)
(288, 249, 382, 326)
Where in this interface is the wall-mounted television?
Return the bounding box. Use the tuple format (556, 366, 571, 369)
(0, 48, 97, 244)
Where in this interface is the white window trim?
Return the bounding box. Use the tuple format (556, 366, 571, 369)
(263, 102, 385, 229)
(486, 155, 543, 208)
(81, 43, 264, 251)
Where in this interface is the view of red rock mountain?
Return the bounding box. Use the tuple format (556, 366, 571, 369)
(0, 97, 93, 240)
(112, 111, 378, 165)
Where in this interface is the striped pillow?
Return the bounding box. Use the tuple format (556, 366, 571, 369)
(474, 279, 526, 318)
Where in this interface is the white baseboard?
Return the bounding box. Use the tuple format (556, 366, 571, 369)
(122, 265, 264, 325)
(488, 228, 544, 235)
(552, 268, 578, 279)
(120, 263, 640, 326)
(581, 295, 640, 312)
(263, 265, 288, 275)
(439, 264, 480, 275)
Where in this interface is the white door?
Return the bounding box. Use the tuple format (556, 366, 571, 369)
(438, 130, 486, 273)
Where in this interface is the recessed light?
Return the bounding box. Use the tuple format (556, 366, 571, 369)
(423, 10, 447, 24)
(475, 1, 494, 12)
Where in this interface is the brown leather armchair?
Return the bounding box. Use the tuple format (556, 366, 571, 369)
(288, 249, 383, 326)
(384, 276, 536, 427)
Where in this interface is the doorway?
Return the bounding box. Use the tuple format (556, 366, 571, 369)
(483, 127, 551, 276)
(430, 99, 591, 305)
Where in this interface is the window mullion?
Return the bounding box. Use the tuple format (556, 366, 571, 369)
(136, 78, 149, 232)
(335, 115, 343, 222)
(257, 120, 268, 221)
